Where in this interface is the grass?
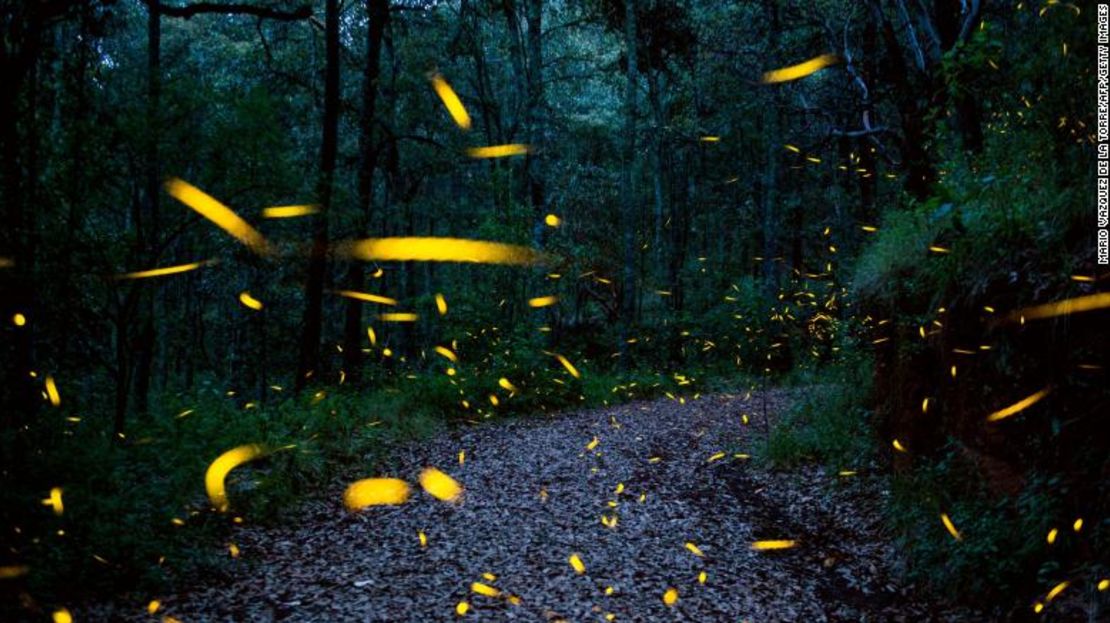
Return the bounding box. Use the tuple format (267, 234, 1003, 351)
(759, 352, 875, 472)
(0, 360, 719, 610)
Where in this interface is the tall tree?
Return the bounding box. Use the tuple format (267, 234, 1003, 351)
(341, 0, 390, 383)
(296, 0, 341, 391)
(618, 0, 638, 366)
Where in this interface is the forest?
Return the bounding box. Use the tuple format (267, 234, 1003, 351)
(0, 0, 1105, 621)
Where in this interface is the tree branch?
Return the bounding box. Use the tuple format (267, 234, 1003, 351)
(143, 1, 312, 21)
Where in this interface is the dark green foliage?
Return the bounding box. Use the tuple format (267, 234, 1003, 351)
(762, 350, 874, 471)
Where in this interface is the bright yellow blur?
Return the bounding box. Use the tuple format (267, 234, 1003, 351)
(986, 388, 1050, 422)
(261, 205, 319, 218)
(750, 540, 796, 551)
(335, 290, 398, 306)
(205, 444, 265, 512)
(1010, 293, 1110, 321)
(340, 237, 546, 266)
(343, 478, 411, 509)
(165, 178, 272, 255)
(238, 291, 263, 310)
(419, 467, 462, 502)
(431, 74, 472, 130)
(467, 144, 531, 159)
(761, 54, 839, 83)
(116, 260, 211, 280)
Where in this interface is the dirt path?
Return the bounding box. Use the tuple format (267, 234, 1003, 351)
(88, 391, 977, 622)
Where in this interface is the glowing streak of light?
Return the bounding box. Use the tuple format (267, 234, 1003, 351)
(45, 376, 61, 406)
(1046, 581, 1068, 602)
(761, 54, 839, 83)
(238, 292, 263, 310)
(568, 553, 586, 574)
(528, 295, 558, 308)
(471, 582, 500, 597)
(205, 444, 266, 512)
(343, 478, 411, 509)
(940, 513, 962, 540)
(751, 540, 796, 551)
(435, 293, 448, 315)
(550, 353, 580, 378)
(116, 260, 212, 280)
(498, 377, 518, 392)
(662, 588, 679, 606)
(986, 388, 1050, 422)
(165, 178, 272, 255)
(435, 346, 458, 362)
(261, 204, 318, 219)
(339, 237, 546, 266)
(544, 214, 561, 227)
(430, 74, 471, 130)
(53, 609, 72, 623)
(42, 487, 63, 515)
(892, 438, 907, 452)
(685, 542, 705, 557)
(335, 290, 398, 306)
(419, 467, 463, 502)
(1008, 293, 1110, 321)
(467, 144, 531, 159)
(380, 313, 418, 322)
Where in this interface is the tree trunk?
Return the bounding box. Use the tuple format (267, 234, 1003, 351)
(341, 0, 389, 384)
(618, 0, 639, 367)
(296, 0, 340, 391)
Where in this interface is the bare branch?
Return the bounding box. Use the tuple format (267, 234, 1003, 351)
(144, 1, 312, 21)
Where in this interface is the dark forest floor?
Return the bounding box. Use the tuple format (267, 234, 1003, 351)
(83, 391, 982, 622)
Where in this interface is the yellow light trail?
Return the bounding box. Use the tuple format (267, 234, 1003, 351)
(116, 260, 212, 280)
(1008, 293, 1110, 321)
(750, 540, 796, 551)
(261, 204, 319, 218)
(339, 237, 546, 266)
(986, 388, 1050, 422)
(165, 178, 272, 255)
(419, 467, 462, 502)
(467, 144, 531, 159)
(238, 291, 263, 310)
(430, 73, 472, 130)
(44, 376, 61, 406)
(335, 290, 398, 306)
(761, 54, 839, 83)
(940, 513, 962, 540)
(343, 478, 411, 509)
(205, 444, 266, 512)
